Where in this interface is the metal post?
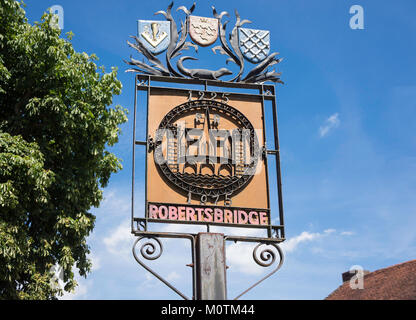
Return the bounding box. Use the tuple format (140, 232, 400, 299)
(195, 233, 227, 300)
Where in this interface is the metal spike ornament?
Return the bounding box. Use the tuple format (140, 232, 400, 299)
(126, 2, 283, 84)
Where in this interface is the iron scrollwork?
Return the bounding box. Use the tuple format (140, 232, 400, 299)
(233, 241, 284, 300)
(133, 235, 196, 300)
(132, 233, 284, 300)
(126, 2, 284, 84)
(137, 237, 163, 261)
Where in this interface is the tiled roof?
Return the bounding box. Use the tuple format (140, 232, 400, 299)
(326, 259, 416, 300)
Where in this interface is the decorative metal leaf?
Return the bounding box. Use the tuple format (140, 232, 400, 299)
(212, 10, 244, 82)
(228, 10, 250, 81)
(226, 58, 234, 64)
(212, 6, 229, 20)
(177, 2, 195, 16)
(171, 42, 198, 59)
(170, 4, 197, 77)
(124, 58, 163, 76)
(245, 70, 283, 84)
(128, 37, 169, 72)
(126, 39, 170, 76)
(212, 45, 228, 57)
(242, 53, 282, 82)
(156, 2, 181, 77)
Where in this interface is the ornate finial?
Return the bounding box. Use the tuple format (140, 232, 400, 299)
(127, 3, 283, 84)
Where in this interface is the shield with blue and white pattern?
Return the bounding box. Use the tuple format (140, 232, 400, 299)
(138, 20, 170, 55)
(238, 28, 270, 63)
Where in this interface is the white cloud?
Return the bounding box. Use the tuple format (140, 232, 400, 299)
(50, 264, 91, 300)
(319, 113, 340, 137)
(280, 231, 323, 253)
(143, 272, 160, 288)
(324, 228, 336, 234)
(226, 229, 337, 276)
(141, 271, 181, 290)
(226, 242, 261, 275)
(340, 231, 354, 236)
(213, 225, 267, 238)
(99, 189, 131, 216)
(57, 265, 92, 300)
(158, 223, 206, 235)
(166, 271, 181, 281)
(103, 219, 135, 260)
(89, 253, 101, 271)
(60, 280, 89, 300)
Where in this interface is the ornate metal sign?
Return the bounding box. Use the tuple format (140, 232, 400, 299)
(128, 2, 285, 301)
(126, 2, 283, 84)
(145, 87, 272, 229)
(131, 76, 285, 299)
(147, 96, 271, 227)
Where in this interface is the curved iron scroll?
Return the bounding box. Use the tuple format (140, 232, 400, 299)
(132, 233, 197, 300)
(133, 233, 284, 300)
(228, 240, 284, 300)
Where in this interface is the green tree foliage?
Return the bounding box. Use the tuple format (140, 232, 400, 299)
(0, 1, 128, 299)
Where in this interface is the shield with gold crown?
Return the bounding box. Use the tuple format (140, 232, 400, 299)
(189, 15, 218, 47)
(138, 20, 170, 55)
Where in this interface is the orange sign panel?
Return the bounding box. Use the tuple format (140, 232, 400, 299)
(146, 89, 270, 227)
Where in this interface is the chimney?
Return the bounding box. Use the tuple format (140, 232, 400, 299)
(342, 269, 370, 282)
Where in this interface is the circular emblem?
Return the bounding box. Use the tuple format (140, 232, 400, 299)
(153, 99, 260, 199)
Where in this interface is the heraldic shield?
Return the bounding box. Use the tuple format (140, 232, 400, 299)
(138, 20, 170, 55)
(238, 28, 271, 63)
(189, 15, 219, 47)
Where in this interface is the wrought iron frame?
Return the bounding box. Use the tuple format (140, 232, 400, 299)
(131, 74, 285, 299)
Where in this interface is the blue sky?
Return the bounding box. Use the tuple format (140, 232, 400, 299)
(24, 0, 416, 299)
